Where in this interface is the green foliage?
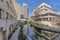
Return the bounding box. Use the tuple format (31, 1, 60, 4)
(57, 22, 60, 25)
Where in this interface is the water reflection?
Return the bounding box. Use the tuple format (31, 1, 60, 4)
(28, 24, 35, 40)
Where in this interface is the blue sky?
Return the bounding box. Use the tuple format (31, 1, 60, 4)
(16, 0, 60, 17)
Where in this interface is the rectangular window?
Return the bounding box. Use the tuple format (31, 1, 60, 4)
(7, 1, 9, 9)
(6, 12, 9, 19)
(10, 15, 12, 20)
(0, 9, 2, 19)
(21, 15, 24, 19)
(1, 0, 3, 2)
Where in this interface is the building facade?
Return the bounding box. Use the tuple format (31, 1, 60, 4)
(31, 3, 60, 27)
(21, 3, 28, 18)
(0, 0, 18, 40)
(31, 3, 60, 40)
(11, 0, 21, 20)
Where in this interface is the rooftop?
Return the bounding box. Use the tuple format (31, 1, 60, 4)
(23, 3, 27, 6)
(38, 2, 52, 8)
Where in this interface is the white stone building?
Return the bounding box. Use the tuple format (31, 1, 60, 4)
(31, 3, 60, 27)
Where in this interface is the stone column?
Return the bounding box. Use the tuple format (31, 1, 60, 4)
(48, 17, 50, 21)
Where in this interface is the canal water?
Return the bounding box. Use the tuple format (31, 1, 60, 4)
(27, 24, 60, 40)
(28, 24, 35, 40)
